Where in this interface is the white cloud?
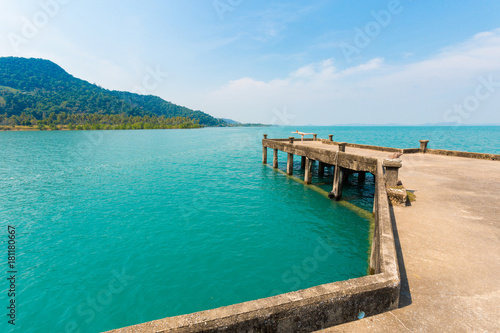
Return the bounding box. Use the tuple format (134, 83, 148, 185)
(202, 28, 500, 125)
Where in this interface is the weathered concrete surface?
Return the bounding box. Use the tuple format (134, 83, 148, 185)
(318, 153, 500, 332)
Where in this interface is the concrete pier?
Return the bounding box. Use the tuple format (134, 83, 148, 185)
(108, 136, 500, 333)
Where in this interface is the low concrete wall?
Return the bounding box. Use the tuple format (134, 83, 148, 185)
(319, 140, 404, 153)
(107, 161, 400, 333)
(318, 139, 500, 161)
(420, 148, 500, 161)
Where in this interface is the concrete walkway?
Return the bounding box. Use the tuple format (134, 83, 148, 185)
(315, 152, 500, 332)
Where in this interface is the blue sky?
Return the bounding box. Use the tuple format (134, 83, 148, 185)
(1, 0, 500, 125)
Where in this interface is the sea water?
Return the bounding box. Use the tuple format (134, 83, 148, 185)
(0, 126, 497, 332)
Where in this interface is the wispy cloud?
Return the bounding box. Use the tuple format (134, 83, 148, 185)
(202, 28, 500, 125)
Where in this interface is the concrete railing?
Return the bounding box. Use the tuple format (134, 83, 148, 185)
(107, 162, 400, 333)
(317, 138, 499, 161)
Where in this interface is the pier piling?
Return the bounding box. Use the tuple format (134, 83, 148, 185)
(304, 157, 313, 184)
(318, 161, 325, 177)
(329, 165, 345, 200)
(273, 149, 278, 168)
(287, 153, 294, 175)
(358, 172, 366, 183)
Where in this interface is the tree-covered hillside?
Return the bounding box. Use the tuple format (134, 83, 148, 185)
(0, 57, 226, 127)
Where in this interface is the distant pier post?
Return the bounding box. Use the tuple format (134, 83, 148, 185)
(338, 142, 346, 152)
(262, 134, 268, 164)
(318, 161, 325, 177)
(273, 149, 278, 168)
(313, 134, 317, 141)
(289, 137, 295, 144)
(383, 159, 402, 187)
(301, 156, 306, 169)
(304, 158, 313, 184)
(328, 135, 333, 142)
(419, 140, 429, 153)
(287, 153, 294, 175)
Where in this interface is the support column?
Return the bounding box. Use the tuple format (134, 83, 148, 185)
(383, 159, 403, 187)
(273, 149, 278, 168)
(419, 140, 429, 153)
(313, 134, 317, 141)
(304, 158, 313, 184)
(318, 161, 325, 177)
(328, 135, 333, 142)
(301, 156, 306, 169)
(329, 166, 345, 201)
(287, 153, 294, 175)
(358, 172, 366, 183)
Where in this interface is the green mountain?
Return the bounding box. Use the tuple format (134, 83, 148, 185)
(0, 57, 226, 127)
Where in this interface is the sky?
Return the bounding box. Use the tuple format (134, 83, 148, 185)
(1, 0, 500, 125)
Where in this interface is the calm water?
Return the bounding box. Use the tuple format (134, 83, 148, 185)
(0, 126, 498, 332)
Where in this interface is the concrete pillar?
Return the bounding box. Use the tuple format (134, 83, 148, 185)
(419, 140, 429, 153)
(328, 135, 333, 142)
(318, 161, 325, 177)
(287, 153, 294, 175)
(358, 172, 366, 183)
(329, 166, 345, 201)
(273, 149, 278, 168)
(313, 134, 317, 141)
(301, 156, 306, 169)
(263, 134, 268, 139)
(289, 137, 295, 144)
(383, 159, 403, 187)
(304, 158, 313, 184)
(262, 147, 267, 164)
(338, 142, 346, 152)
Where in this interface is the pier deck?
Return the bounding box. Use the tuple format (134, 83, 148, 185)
(319, 152, 500, 332)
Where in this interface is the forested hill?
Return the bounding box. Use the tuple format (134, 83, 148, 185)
(0, 57, 226, 127)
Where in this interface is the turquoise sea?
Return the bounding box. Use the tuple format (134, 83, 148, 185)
(1, 126, 498, 332)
